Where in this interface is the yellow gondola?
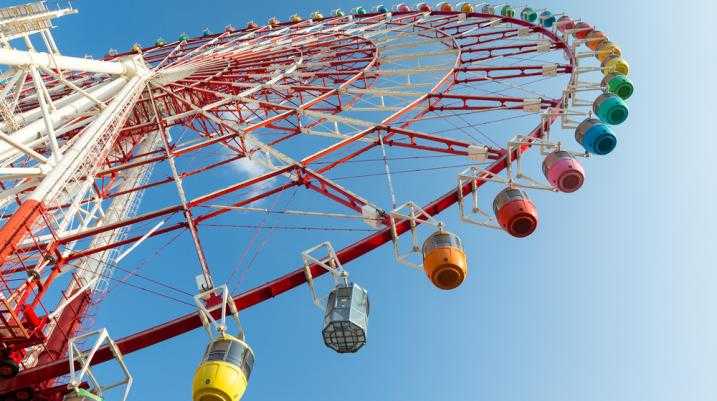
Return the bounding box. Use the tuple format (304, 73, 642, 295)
(601, 55, 630, 76)
(459, 2, 474, 13)
(193, 333, 255, 401)
(595, 41, 622, 63)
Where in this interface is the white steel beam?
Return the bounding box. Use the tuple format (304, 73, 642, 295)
(0, 167, 44, 178)
(0, 48, 139, 76)
(0, 129, 48, 162)
(39, 66, 107, 109)
(2, 75, 113, 133)
(28, 65, 62, 159)
(0, 77, 130, 160)
(28, 72, 148, 209)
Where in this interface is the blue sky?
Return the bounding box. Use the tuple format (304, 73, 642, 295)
(9, 1, 716, 400)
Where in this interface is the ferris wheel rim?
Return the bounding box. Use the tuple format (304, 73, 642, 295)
(0, 9, 579, 393)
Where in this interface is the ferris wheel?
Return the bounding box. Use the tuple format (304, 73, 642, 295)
(0, 2, 633, 400)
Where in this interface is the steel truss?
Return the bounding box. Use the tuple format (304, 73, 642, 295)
(0, 5, 584, 398)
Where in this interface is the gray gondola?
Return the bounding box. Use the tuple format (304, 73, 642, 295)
(322, 283, 369, 353)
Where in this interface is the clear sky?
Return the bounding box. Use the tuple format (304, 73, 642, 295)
(8, 1, 715, 400)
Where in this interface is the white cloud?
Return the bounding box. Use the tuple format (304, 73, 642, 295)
(230, 152, 278, 204)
